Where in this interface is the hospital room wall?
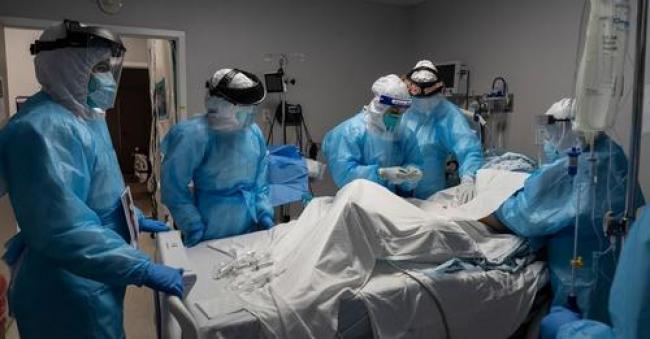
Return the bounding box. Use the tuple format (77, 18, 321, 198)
(0, 0, 415, 144)
(411, 0, 650, 196)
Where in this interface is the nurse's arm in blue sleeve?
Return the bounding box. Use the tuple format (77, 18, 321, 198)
(253, 129, 274, 229)
(161, 126, 207, 235)
(323, 131, 385, 188)
(446, 106, 483, 180)
(3, 123, 151, 287)
(493, 159, 576, 237)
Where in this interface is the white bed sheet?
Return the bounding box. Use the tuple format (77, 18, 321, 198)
(170, 169, 539, 339)
(173, 227, 546, 339)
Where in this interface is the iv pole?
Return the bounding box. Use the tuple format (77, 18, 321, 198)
(623, 0, 648, 231)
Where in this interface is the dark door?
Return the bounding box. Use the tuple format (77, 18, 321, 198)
(106, 68, 152, 182)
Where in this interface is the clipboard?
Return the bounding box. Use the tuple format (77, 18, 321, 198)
(121, 187, 140, 248)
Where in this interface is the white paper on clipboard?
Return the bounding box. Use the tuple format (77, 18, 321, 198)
(121, 187, 140, 248)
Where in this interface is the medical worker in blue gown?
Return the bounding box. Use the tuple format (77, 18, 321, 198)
(0, 20, 183, 339)
(322, 74, 424, 195)
(487, 98, 644, 327)
(402, 60, 483, 202)
(541, 206, 650, 339)
(161, 68, 273, 247)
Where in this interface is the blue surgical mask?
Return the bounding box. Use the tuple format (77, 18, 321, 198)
(87, 72, 118, 110)
(383, 112, 401, 132)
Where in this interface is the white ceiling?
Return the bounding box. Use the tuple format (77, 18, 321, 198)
(362, 0, 427, 7)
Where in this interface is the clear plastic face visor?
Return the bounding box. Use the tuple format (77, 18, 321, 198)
(87, 37, 125, 110)
(91, 54, 124, 83)
(536, 117, 571, 144)
(536, 116, 578, 163)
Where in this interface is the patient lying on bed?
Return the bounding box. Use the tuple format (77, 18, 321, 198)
(216, 167, 536, 339)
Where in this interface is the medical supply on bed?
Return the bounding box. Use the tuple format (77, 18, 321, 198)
(210, 248, 274, 280)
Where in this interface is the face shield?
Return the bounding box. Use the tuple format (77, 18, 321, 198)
(536, 115, 578, 164)
(204, 69, 266, 131)
(206, 69, 266, 106)
(31, 20, 126, 111)
(89, 46, 124, 85)
(406, 66, 445, 98)
(206, 96, 258, 132)
(379, 95, 411, 132)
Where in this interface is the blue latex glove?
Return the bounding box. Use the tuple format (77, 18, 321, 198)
(139, 218, 170, 233)
(260, 216, 275, 230)
(541, 306, 582, 339)
(143, 263, 184, 298)
(182, 226, 204, 247)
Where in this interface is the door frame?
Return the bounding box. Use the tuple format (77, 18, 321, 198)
(0, 16, 188, 122)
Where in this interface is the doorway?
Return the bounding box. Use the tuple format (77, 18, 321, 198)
(106, 67, 153, 182)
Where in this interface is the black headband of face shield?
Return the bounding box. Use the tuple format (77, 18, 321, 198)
(546, 115, 571, 125)
(30, 20, 126, 57)
(206, 69, 266, 105)
(407, 66, 445, 97)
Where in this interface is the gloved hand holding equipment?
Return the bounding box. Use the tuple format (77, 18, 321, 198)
(139, 218, 170, 233)
(403, 165, 423, 183)
(144, 264, 185, 298)
(378, 167, 409, 185)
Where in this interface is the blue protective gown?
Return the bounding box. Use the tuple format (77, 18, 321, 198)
(0, 92, 151, 339)
(401, 97, 483, 199)
(161, 115, 273, 242)
(322, 112, 423, 194)
(556, 205, 650, 339)
(495, 134, 644, 323)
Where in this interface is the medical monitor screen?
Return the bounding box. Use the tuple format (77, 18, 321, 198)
(265, 73, 284, 93)
(436, 64, 457, 89)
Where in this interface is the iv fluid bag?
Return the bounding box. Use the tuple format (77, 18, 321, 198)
(575, 0, 630, 136)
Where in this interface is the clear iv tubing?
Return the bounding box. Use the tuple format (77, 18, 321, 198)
(588, 145, 605, 250)
(571, 181, 581, 299)
(568, 147, 581, 304)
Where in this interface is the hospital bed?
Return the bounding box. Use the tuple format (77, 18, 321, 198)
(155, 224, 550, 339)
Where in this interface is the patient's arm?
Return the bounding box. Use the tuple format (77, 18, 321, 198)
(480, 214, 512, 233)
